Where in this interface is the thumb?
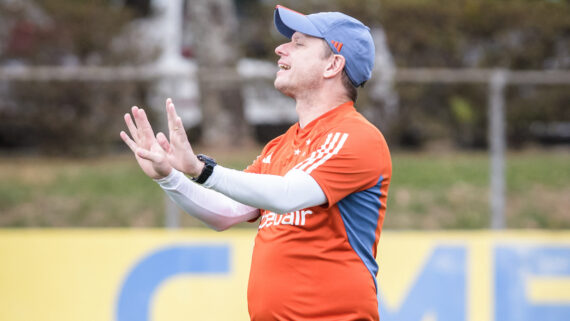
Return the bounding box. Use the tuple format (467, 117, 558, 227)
(136, 147, 164, 163)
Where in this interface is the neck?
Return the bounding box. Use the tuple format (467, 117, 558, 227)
(295, 90, 350, 128)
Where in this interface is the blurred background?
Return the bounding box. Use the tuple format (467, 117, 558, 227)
(0, 1, 569, 320)
(0, 0, 568, 229)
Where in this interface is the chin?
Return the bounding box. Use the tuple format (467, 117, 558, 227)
(274, 80, 294, 98)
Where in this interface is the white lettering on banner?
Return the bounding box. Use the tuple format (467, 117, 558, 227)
(258, 210, 313, 230)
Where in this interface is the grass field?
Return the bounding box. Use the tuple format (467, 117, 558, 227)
(0, 148, 568, 229)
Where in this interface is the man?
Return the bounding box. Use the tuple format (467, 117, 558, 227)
(120, 5, 391, 321)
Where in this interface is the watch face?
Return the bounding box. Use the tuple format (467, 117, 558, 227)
(198, 154, 216, 166)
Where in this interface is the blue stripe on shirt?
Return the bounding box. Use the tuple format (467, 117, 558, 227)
(337, 176, 384, 291)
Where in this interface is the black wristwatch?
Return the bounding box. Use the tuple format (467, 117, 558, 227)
(192, 154, 217, 184)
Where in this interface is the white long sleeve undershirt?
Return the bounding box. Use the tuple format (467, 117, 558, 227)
(155, 166, 327, 231)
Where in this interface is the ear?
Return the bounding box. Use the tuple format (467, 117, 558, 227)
(323, 54, 345, 80)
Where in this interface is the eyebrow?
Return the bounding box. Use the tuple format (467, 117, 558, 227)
(292, 33, 306, 41)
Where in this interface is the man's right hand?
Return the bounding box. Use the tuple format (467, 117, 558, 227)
(120, 106, 172, 180)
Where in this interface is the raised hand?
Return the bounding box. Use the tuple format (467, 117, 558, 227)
(120, 106, 172, 179)
(155, 98, 204, 178)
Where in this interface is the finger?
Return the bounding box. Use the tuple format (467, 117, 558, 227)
(130, 106, 139, 127)
(133, 108, 156, 143)
(174, 117, 189, 140)
(165, 97, 172, 109)
(156, 132, 171, 153)
(120, 131, 138, 153)
(136, 147, 163, 163)
(124, 113, 139, 143)
(166, 99, 180, 133)
(130, 106, 143, 140)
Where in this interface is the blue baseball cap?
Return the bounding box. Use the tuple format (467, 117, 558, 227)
(274, 5, 375, 87)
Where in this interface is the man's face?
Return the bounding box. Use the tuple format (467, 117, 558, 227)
(274, 32, 330, 98)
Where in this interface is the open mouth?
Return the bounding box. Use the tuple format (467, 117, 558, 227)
(278, 64, 291, 70)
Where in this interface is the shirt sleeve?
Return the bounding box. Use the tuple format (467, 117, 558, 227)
(291, 129, 388, 207)
(244, 137, 280, 174)
(244, 154, 262, 174)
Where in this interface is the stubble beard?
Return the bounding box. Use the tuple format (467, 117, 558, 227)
(274, 77, 296, 98)
(274, 72, 321, 100)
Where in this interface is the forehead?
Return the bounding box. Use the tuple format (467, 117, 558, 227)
(292, 31, 320, 42)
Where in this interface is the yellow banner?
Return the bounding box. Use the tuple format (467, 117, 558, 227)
(0, 230, 569, 321)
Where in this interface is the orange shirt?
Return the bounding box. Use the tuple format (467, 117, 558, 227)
(245, 102, 391, 320)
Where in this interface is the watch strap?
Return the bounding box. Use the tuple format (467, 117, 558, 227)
(192, 154, 217, 184)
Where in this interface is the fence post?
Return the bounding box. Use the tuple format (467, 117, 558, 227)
(165, 196, 180, 229)
(488, 69, 507, 229)
(152, 0, 187, 229)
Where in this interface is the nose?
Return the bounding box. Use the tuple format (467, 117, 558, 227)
(275, 42, 288, 57)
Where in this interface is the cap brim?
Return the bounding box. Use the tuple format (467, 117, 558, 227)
(274, 5, 322, 39)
